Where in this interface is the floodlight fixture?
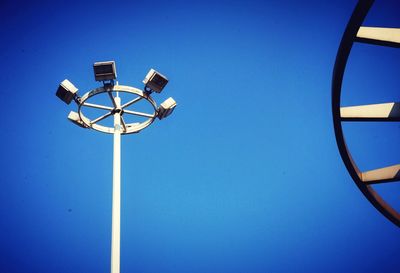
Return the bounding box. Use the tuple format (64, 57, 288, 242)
(143, 68, 168, 93)
(158, 97, 177, 119)
(67, 111, 89, 128)
(56, 79, 78, 104)
(56, 61, 177, 273)
(93, 61, 117, 82)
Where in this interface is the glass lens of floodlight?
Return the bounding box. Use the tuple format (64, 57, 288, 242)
(95, 64, 113, 74)
(56, 79, 78, 104)
(93, 61, 116, 81)
(152, 74, 166, 86)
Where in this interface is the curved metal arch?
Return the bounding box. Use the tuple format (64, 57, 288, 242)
(332, 0, 400, 227)
(78, 85, 158, 135)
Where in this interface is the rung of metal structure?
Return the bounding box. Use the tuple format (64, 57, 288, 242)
(340, 102, 400, 121)
(362, 164, 400, 184)
(355, 26, 400, 47)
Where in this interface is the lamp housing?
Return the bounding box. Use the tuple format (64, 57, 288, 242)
(68, 111, 88, 128)
(158, 97, 177, 119)
(93, 61, 117, 81)
(56, 79, 78, 104)
(143, 69, 168, 93)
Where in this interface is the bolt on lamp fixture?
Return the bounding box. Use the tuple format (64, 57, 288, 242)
(56, 61, 177, 273)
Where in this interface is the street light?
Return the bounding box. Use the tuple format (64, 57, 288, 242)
(56, 61, 177, 273)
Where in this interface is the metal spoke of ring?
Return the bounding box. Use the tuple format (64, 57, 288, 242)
(108, 91, 117, 108)
(91, 111, 113, 124)
(340, 102, 400, 121)
(121, 96, 143, 109)
(120, 116, 127, 132)
(82, 102, 114, 111)
(123, 109, 154, 118)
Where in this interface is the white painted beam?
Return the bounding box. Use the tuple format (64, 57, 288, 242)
(356, 27, 400, 47)
(341, 102, 400, 121)
(362, 164, 400, 184)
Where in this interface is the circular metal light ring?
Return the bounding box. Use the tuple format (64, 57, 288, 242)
(332, 0, 400, 227)
(78, 85, 157, 135)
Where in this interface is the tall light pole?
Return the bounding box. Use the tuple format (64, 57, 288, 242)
(56, 61, 177, 273)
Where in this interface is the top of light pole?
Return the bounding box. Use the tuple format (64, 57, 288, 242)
(56, 60, 177, 135)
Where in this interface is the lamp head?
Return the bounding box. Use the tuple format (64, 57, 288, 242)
(143, 69, 168, 93)
(93, 61, 117, 82)
(67, 111, 89, 128)
(158, 97, 177, 119)
(56, 79, 78, 104)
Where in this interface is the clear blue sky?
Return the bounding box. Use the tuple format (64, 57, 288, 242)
(1, 0, 399, 272)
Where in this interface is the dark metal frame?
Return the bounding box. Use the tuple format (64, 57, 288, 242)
(332, 0, 400, 227)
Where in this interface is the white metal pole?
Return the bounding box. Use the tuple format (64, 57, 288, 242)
(111, 96, 121, 273)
